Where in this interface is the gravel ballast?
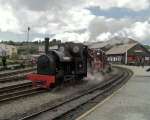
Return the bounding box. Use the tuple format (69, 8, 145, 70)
(0, 68, 118, 120)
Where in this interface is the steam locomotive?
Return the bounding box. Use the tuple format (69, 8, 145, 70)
(27, 38, 88, 88)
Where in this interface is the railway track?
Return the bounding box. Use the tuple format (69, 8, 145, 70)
(0, 67, 36, 83)
(0, 82, 47, 103)
(0, 71, 36, 83)
(0, 67, 36, 77)
(17, 67, 133, 120)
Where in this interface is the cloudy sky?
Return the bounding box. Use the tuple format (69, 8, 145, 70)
(0, 0, 150, 44)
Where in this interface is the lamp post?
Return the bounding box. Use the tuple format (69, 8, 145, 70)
(125, 45, 128, 64)
(27, 27, 30, 59)
(27, 27, 30, 43)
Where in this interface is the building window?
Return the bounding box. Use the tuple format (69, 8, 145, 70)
(110, 57, 113, 61)
(114, 57, 117, 61)
(145, 57, 149, 61)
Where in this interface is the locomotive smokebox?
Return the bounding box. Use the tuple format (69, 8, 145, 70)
(45, 37, 49, 54)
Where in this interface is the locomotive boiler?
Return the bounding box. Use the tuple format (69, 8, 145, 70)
(27, 38, 88, 88)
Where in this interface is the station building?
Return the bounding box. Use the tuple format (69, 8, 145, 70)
(106, 43, 150, 65)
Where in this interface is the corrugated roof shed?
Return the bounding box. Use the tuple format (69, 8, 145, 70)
(106, 43, 138, 55)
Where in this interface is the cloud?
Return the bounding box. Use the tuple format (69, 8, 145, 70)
(0, 2, 20, 33)
(5, 0, 150, 12)
(123, 21, 150, 41)
(94, 20, 150, 42)
(4, 0, 94, 34)
(15, 0, 86, 11)
(88, 17, 134, 40)
(88, 0, 150, 11)
(51, 31, 90, 42)
(0, 0, 150, 44)
(96, 32, 112, 41)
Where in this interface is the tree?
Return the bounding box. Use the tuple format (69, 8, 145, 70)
(7, 40, 15, 45)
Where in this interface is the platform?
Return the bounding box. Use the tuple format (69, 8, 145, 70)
(77, 65, 150, 120)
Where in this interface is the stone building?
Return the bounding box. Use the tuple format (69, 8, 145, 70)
(0, 44, 17, 58)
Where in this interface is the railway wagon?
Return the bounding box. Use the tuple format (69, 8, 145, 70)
(27, 38, 88, 88)
(88, 48, 108, 72)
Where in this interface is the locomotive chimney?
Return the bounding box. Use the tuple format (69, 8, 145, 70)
(45, 37, 49, 54)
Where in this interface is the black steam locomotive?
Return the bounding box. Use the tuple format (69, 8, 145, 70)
(27, 38, 88, 88)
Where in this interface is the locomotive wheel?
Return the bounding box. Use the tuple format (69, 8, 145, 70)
(75, 75, 84, 81)
(55, 77, 64, 86)
(55, 70, 64, 86)
(50, 83, 56, 88)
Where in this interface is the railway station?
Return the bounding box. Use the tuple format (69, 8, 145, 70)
(0, 1, 150, 120)
(0, 37, 150, 120)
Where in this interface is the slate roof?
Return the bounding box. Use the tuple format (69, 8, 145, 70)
(89, 42, 109, 49)
(106, 43, 138, 55)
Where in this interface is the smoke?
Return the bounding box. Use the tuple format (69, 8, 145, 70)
(85, 72, 104, 82)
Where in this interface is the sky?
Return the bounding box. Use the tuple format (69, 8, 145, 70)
(0, 0, 150, 44)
